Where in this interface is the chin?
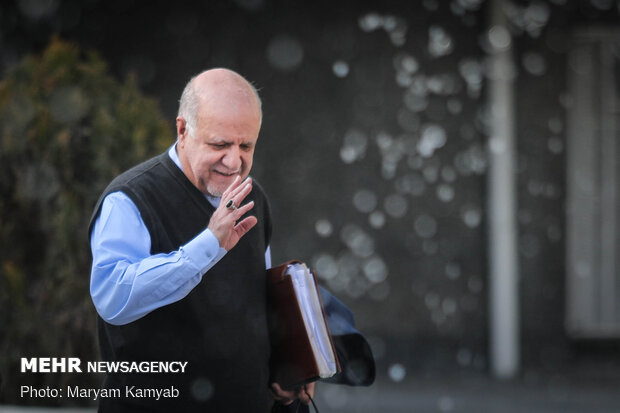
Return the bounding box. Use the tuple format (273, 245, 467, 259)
(205, 183, 226, 198)
(205, 188, 224, 197)
(204, 173, 245, 197)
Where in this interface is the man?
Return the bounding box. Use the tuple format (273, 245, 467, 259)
(89, 68, 313, 412)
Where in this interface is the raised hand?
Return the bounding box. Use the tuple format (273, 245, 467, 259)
(207, 176, 258, 251)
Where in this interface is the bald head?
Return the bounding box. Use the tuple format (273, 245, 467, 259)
(178, 68, 262, 138)
(175, 68, 263, 196)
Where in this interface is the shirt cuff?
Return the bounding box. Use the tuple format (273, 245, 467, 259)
(180, 228, 227, 275)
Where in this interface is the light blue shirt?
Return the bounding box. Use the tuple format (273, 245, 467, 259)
(90, 145, 271, 326)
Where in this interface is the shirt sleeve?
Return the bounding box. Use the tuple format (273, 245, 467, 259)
(265, 245, 272, 269)
(89, 191, 227, 326)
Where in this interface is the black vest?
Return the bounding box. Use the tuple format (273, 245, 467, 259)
(89, 152, 273, 412)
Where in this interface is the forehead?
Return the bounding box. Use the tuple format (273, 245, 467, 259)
(196, 107, 261, 143)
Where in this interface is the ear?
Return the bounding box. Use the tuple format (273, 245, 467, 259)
(176, 117, 188, 143)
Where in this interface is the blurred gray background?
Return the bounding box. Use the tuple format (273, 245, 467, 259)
(2, 0, 620, 411)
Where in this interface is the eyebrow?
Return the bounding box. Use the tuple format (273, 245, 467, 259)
(209, 137, 255, 147)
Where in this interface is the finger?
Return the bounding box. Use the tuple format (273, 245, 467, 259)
(297, 389, 310, 405)
(270, 383, 296, 404)
(226, 176, 251, 199)
(226, 178, 253, 207)
(270, 382, 285, 396)
(271, 382, 297, 397)
(232, 200, 255, 219)
(234, 216, 257, 237)
(295, 382, 315, 405)
(221, 176, 242, 199)
(236, 178, 253, 202)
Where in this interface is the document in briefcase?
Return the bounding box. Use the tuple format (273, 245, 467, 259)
(267, 260, 341, 389)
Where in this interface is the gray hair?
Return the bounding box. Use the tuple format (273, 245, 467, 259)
(177, 72, 262, 138)
(177, 75, 200, 138)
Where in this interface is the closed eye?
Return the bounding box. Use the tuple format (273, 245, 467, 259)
(209, 143, 230, 149)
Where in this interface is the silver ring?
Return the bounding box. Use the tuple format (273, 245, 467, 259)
(225, 199, 237, 210)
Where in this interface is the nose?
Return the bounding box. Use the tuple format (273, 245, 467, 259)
(221, 145, 242, 172)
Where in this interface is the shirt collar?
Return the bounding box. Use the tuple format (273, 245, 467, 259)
(168, 143, 221, 207)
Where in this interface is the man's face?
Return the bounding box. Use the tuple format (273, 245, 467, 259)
(177, 99, 261, 197)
